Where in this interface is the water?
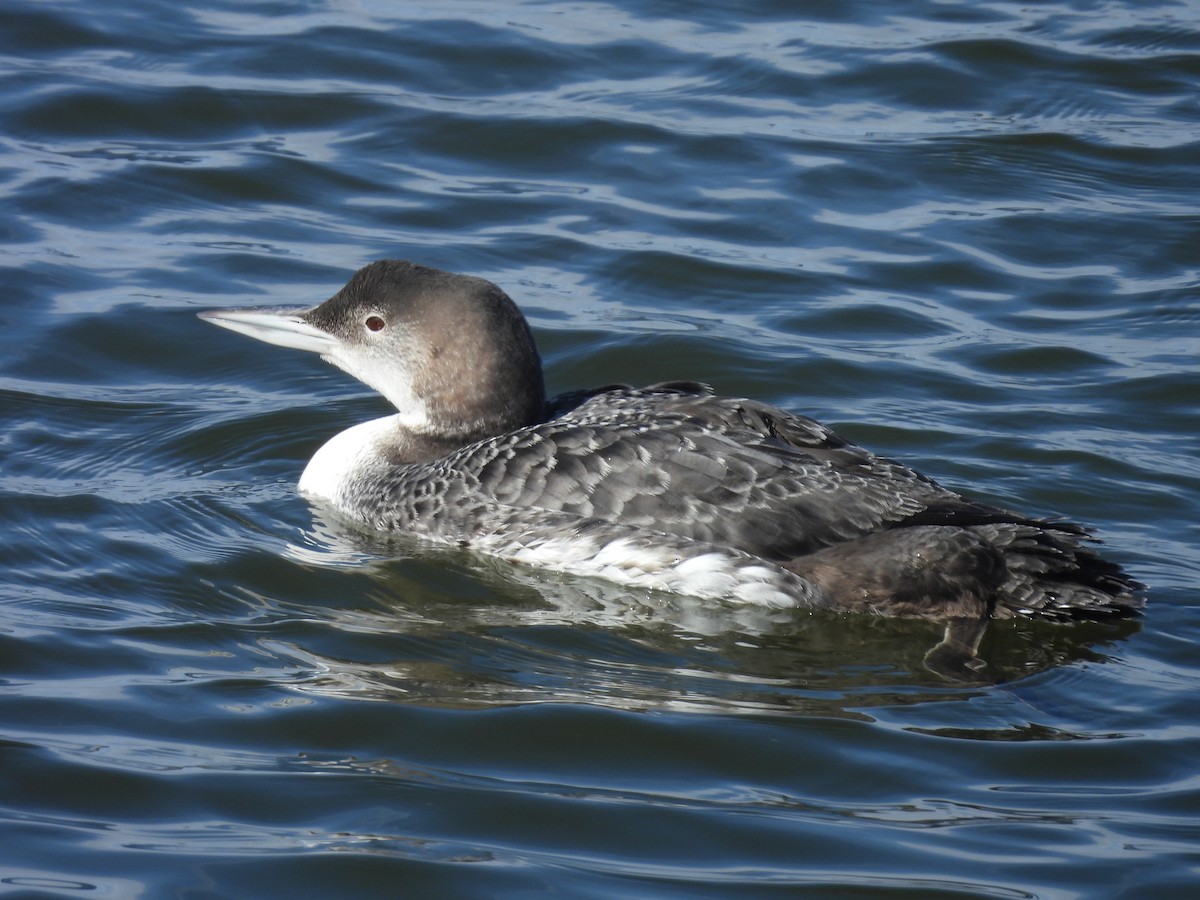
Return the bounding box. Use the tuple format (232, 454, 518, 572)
(2, 1, 1198, 897)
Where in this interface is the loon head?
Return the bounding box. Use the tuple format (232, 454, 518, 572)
(199, 260, 546, 441)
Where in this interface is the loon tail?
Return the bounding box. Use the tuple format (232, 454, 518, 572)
(969, 520, 1143, 621)
(784, 518, 1143, 621)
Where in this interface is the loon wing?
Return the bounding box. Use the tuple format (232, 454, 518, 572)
(362, 384, 968, 560)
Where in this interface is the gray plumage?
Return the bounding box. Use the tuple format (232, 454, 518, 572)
(200, 260, 1143, 624)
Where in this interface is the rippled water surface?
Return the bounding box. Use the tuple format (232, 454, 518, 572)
(3, 1, 1199, 897)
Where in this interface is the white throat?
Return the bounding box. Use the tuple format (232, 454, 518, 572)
(321, 343, 431, 429)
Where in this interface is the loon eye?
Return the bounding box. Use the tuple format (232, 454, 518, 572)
(365, 315, 386, 333)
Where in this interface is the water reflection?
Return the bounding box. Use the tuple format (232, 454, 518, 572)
(271, 508, 1139, 713)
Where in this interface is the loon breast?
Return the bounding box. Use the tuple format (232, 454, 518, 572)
(297, 414, 400, 504)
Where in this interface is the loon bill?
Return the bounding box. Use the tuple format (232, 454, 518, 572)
(199, 260, 1142, 641)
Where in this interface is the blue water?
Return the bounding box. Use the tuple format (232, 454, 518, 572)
(2, 1, 1199, 897)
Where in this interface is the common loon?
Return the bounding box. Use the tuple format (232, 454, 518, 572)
(200, 260, 1141, 634)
